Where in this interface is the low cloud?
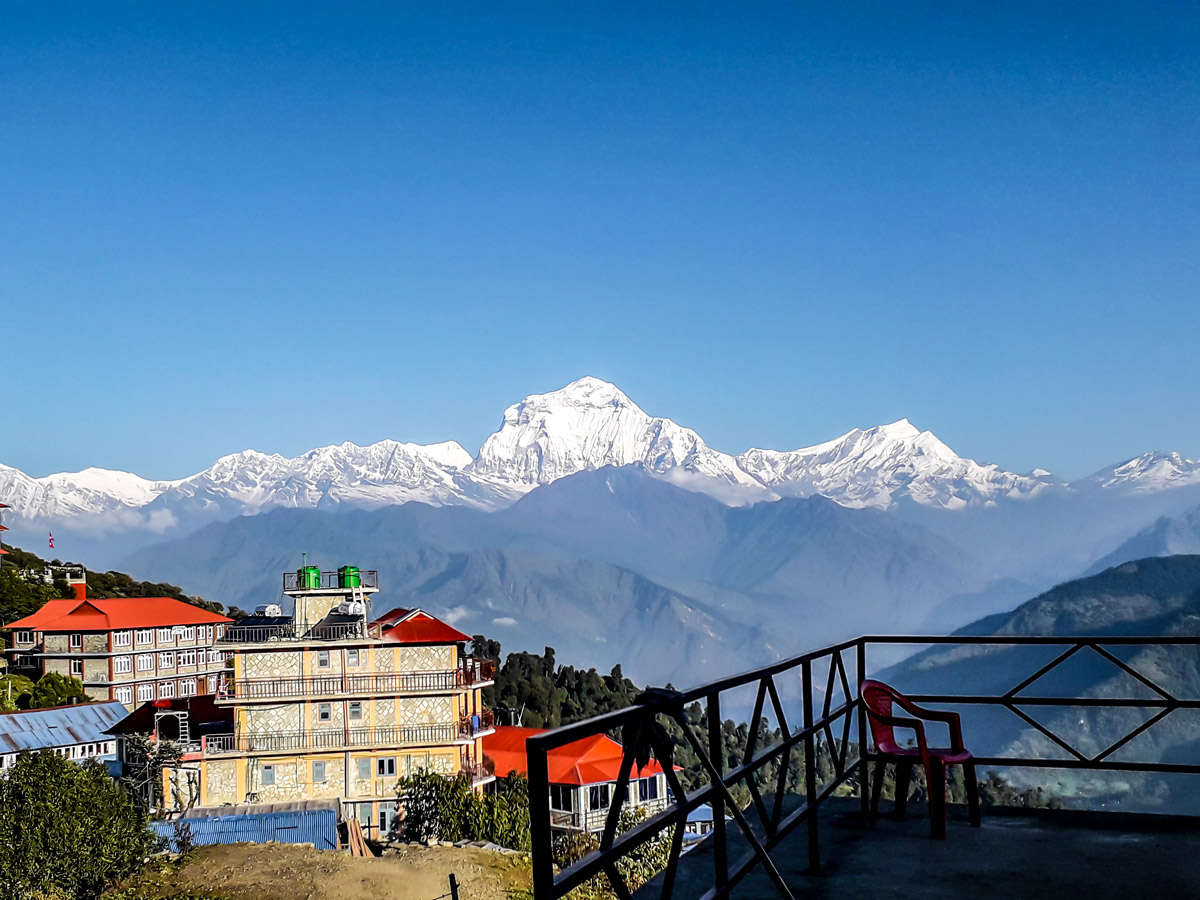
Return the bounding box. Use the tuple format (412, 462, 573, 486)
(492, 616, 518, 627)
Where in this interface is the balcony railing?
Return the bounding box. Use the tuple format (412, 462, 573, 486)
(218, 621, 381, 644)
(282, 570, 379, 592)
(204, 710, 494, 755)
(527, 635, 1200, 900)
(217, 659, 496, 701)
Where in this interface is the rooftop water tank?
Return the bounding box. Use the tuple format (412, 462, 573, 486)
(338, 565, 361, 588)
(297, 566, 321, 590)
(255, 603, 283, 617)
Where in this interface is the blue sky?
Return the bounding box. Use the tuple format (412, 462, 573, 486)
(2, 4, 1198, 481)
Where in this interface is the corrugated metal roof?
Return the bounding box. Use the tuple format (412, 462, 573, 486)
(0, 701, 129, 754)
(182, 799, 342, 819)
(149, 807, 339, 852)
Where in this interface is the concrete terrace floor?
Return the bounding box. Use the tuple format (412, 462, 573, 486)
(649, 797, 1199, 900)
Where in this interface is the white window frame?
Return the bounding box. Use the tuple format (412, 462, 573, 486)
(377, 757, 396, 777)
(70, 659, 83, 676)
(115, 686, 133, 704)
(159, 651, 175, 669)
(207, 675, 218, 692)
(158, 681, 175, 699)
(114, 631, 132, 647)
(135, 629, 153, 646)
(69, 633, 82, 650)
(157, 628, 174, 643)
(136, 683, 153, 702)
(178, 649, 196, 667)
(136, 654, 154, 672)
(317, 650, 330, 669)
(318, 702, 332, 722)
(114, 656, 132, 674)
(181, 679, 196, 696)
(16, 630, 35, 645)
(347, 649, 360, 666)
(181, 626, 196, 641)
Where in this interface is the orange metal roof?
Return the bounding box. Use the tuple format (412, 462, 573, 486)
(4, 596, 232, 632)
(373, 608, 470, 645)
(483, 725, 667, 786)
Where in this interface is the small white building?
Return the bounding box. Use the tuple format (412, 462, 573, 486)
(0, 700, 128, 770)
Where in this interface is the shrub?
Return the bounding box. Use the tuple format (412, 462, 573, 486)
(0, 750, 158, 900)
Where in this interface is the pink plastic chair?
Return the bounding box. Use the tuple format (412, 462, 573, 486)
(861, 679, 981, 839)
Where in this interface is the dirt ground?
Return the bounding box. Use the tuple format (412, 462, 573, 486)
(109, 842, 532, 900)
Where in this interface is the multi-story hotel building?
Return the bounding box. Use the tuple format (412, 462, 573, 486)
(189, 565, 495, 837)
(3, 583, 232, 708)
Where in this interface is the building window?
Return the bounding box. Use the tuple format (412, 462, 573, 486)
(114, 631, 131, 647)
(137, 683, 153, 702)
(181, 626, 196, 641)
(215, 624, 224, 640)
(312, 761, 326, 783)
(357, 803, 371, 827)
(379, 801, 398, 837)
(588, 784, 611, 811)
(159, 682, 175, 699)
(347, 649, 360, 666)
(209, 650, 225, 664)
(16, 630, 34, 645)
(160, 651, 175, 669)
(114, 656, 132, 674)
(135, 629, 153, 646)
(69, 633, 82, 650)
(317, 650, 330, 669)
(136, 654, 153, 672)
(70, 659, 83, 676)
(317, 703, 332, 722)
(178, 649, 196, 667)
(639, 777, 659, 802)
(157, 628, 173, 643)
(181, 679, 196, 696)
(377, 757, 396, 777)
(114, 686, 133, 704)
(204, 625, 213, 642)
(208, 675, 218, 692)
(357, 758, 371, 781)
(348, 701, 363, 721)
(550, 784, 575, 812)
(261, 765, 276, 786)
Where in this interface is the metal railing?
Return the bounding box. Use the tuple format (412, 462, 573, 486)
(218, 621, 381, 644)
(528, 635, 1200, 900)
(203, 710, 494, 756)
(282, 570, 379, 592)
(218, 659, 496, 700)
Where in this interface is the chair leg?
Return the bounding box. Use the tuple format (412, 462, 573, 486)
(928, 760, 946, 840)
(893, 762, 912, 822)
(963, 760, 981, 827)
(869, 758, 886, 826)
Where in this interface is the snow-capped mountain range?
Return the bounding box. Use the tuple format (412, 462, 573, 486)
(2, 376, 1197, 530)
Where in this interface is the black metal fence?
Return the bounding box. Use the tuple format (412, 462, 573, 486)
(282, 569, 379, 592)
(526, 635, 1200, 900)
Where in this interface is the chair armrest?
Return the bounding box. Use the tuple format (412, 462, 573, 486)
(865, 712, 928, 754)
(891, 699, 965, 751)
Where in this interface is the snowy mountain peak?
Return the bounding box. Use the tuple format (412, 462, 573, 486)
(469, 377, 756, 489)
(1088, 451, 1200, 493)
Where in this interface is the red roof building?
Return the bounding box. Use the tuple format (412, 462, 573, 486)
(2, 589, 232, 710)
(371, 608, 472, 645)
(483, 725, 670, 835)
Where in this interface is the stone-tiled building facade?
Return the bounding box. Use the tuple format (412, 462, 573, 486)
(192, 568, 495, 838)
(3, 585, 232, 709)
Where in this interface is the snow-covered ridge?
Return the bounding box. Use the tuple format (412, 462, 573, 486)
(0, 377, 1191, 528)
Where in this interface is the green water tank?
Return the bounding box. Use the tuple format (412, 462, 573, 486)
(298, 565, 321, 590)
(338, 565, 361, 588)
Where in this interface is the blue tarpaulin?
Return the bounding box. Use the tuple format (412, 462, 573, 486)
(150, 807, 338, 852)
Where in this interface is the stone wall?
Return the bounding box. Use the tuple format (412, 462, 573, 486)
(244, 650, 301, 679)
(375, 698, 395, 726)
(374, 647, 394, 672)
(83, 634, 108, 653)
(399, 695, 454, 725)
(309, 700, 345, 731)
(398, 645, 453, 672)
(43, 635, 68, 653)
(254, 761, 300, 802)
(204, 759, 238, 805)
(245, 704, 301, 736)
(306, 648, 343, 675)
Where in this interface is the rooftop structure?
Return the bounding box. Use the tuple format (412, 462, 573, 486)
(3, 588, 232, 709)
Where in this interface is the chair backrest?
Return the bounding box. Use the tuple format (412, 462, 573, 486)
(861, 679, 907, 754)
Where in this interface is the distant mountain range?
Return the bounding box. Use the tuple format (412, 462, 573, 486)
(6, 377, 1198, 533)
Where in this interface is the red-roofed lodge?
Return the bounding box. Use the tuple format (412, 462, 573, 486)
(484, 725, 670, 835)
(3, 587, 232, 709)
